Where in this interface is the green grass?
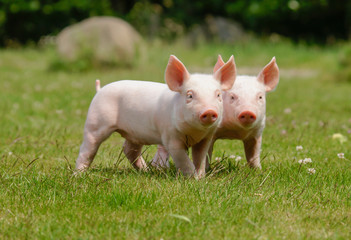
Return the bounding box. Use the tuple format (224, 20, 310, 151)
(1, 39, 351, 239)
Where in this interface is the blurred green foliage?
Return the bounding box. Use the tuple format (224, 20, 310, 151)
(0, 0, 114, 46)
(0, 0, 349, 45)
(337, 43, 351, 83)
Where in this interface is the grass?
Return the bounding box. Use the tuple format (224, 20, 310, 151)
(1, 39, 351, 239)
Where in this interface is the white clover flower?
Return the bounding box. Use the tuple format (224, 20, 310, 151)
(284, 108, 292, 114)
(235, 156, 242, 162)
(8, 151, 13, 156)
(215, 157, 221, 161)
(298, 158, 312, 164)
(296, 145, 303, 151)
(307, 168, 316, 175)
(229, 155, 236, 159)
(337, 153, 345, 159)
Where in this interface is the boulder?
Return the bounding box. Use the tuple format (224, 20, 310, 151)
(186, 16, 246, 46)
(56, 16, 143, 66)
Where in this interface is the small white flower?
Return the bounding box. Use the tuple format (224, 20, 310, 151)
(215, 157, 221, 161)
(55, 109, 63, 115)
(8, 152, 13, 156)
(235, 156, 242, 162)
(296, 145, 303, 151)
(298, 158, 312, 164)
(307, 168, 316, 175)
(284, 108, 292, 114)
(229, 155, 236, 159)
(337, 153, 345, 159)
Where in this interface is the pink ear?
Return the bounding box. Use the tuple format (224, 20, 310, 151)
(213, 55, 225, 73)
(165, 55, 190, 92)
(257, 57, 279, 92)
(213, 55, 236, 91)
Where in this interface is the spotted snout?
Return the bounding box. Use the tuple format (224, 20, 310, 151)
(200, 109, 218, 125)
(238, 111, 256, 125)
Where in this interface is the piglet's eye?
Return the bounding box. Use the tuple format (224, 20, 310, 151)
(186, 91, 193, 101)
(230, 94, 238, 103)
(259, 96, 263, 99)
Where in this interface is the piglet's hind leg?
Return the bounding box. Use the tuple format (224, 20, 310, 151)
(150, 145, 170, 169)
(76, 126, 114, 171)
(123, 140, 147, 170)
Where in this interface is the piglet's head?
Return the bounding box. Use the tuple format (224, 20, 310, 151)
(221, 57, 279, 129)
(165, 55, 236, 129)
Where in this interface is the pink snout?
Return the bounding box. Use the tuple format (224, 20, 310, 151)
(200, 110, 218, 125)
(238, 111, 256, 125)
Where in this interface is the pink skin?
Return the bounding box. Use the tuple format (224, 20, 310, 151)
(76, 55, 236, 178)
(152, 55, 279, 170)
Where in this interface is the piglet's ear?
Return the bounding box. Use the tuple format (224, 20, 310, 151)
(257, 57, 279, 92)
(165, 55, 190, 92)
(213, 55, 236, 91)
(213, 55, 225, 73)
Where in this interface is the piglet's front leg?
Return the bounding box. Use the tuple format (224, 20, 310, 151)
(243, 136, 262, 169)
(167, 140, 195, 177)
(192, 138, 213, 178)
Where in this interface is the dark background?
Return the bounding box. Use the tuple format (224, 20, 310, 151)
(0, 0, 349, 46)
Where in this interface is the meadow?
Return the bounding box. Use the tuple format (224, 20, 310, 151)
(0, 39, 351, 239)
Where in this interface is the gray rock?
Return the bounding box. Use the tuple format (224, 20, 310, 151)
(57, 16, 143, 66)
(186, 16, 246, 46)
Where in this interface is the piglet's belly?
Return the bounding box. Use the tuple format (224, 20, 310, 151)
(116, 129, 162, 145)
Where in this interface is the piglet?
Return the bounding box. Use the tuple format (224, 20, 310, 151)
(151, 55, 279, 170)
(76, 55, 236, 177)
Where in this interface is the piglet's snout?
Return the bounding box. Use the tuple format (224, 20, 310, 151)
(200, 109, 218, 125)
(238, 111, 256, 125)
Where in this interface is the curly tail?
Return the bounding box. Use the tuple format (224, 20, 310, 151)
(95, 79, 101, 92)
